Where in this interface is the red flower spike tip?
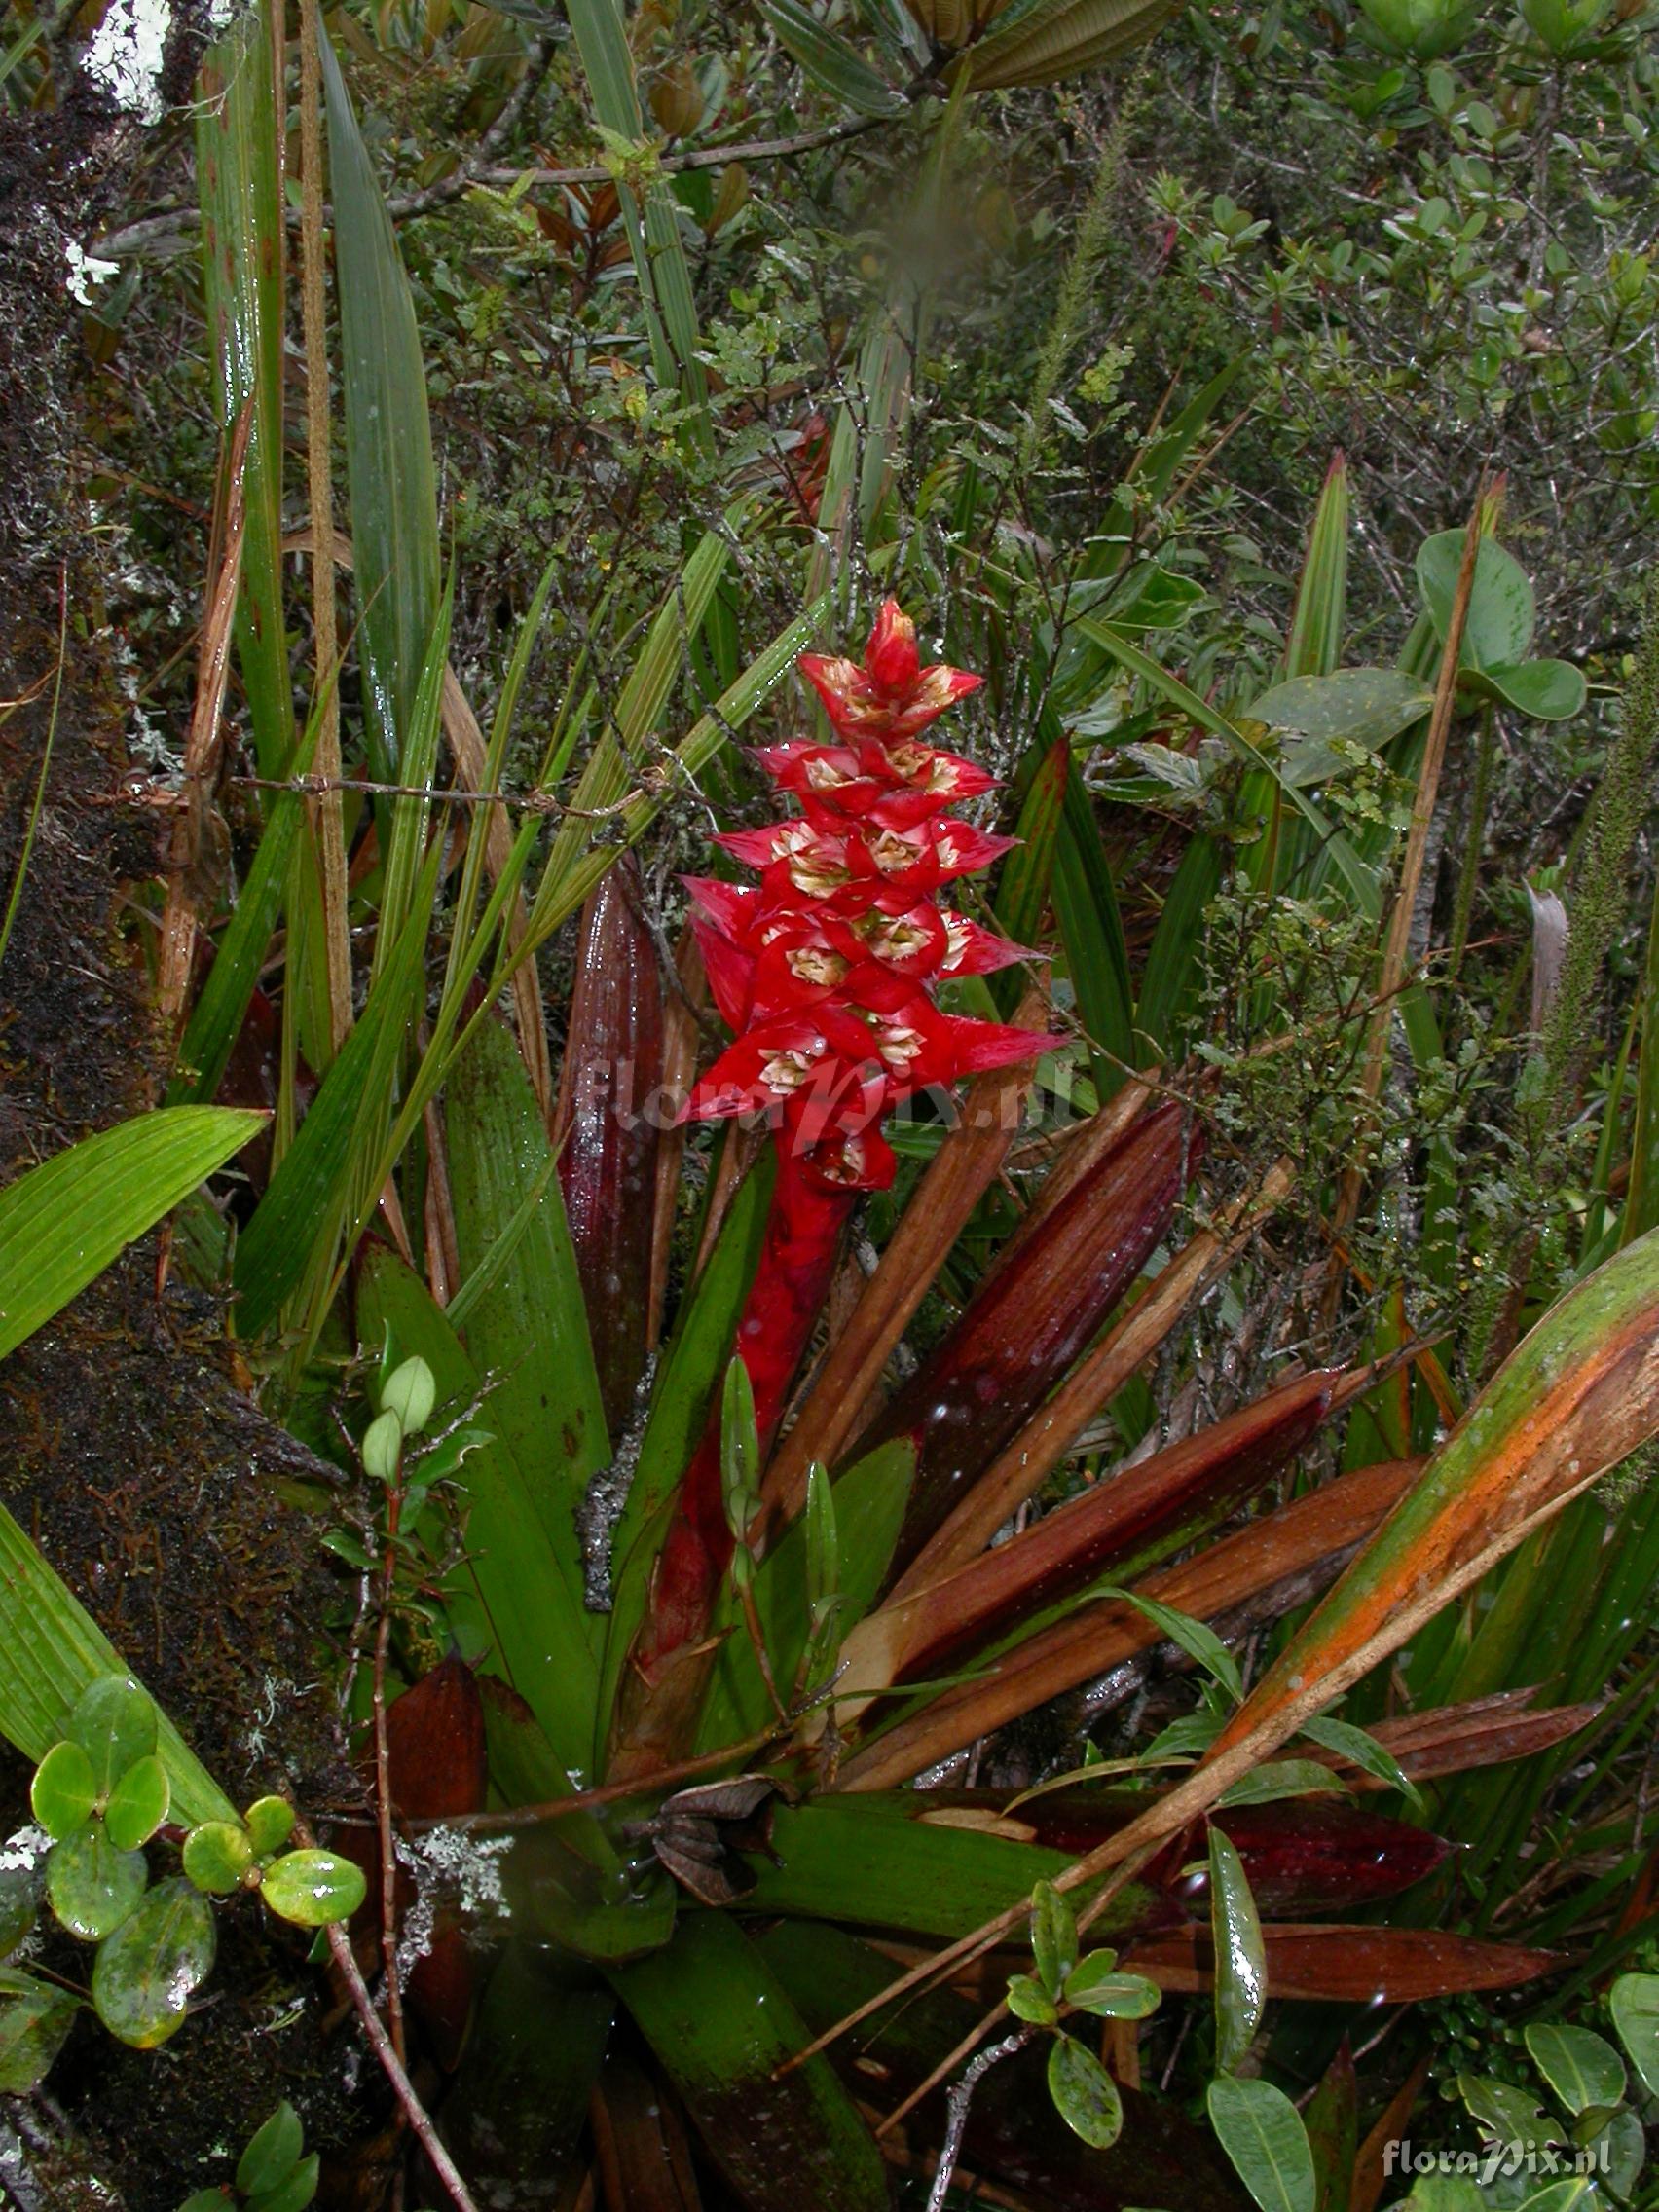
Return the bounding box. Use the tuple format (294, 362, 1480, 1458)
(682, 600, 1051, 1196)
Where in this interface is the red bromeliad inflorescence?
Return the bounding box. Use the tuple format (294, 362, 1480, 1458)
(627, 604, 1051, 1713)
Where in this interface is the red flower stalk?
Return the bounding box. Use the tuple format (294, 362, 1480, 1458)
(619, 603, 1050, 1751)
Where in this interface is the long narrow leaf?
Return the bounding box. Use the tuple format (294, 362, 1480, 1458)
(319, 24, 441, 777)
(0, 1108, 264, 1361)
(0, 1504, 236, 1826)
(197, 0, 289, 779)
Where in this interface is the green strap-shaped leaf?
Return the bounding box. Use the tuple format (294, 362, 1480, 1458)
(0, 1107, 264, 1362)
(446, 1019, 610, 1668)
(563, 0, 711, 443)
(318, 24, 441, 778)
(608, 1911, 890, 2212)
(197, 0, 289, 779)
(231, 842, 442, 1337)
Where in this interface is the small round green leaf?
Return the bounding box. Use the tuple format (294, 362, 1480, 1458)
(380, 1355, 436, 1438)
(1206, 2075, 1316, 2212)
(1006, 1973, 1059, 2026)
(259, 1849, 366, 1928)
(67, 1675, 159, 1800)
(30, 1741, 97, 1841)
(237, 2100, 304, 2195)
(1064, 1954, 1162, 2020)
(91, 1876, 216, 2048)
(1047, 2031, 1124, 2151)
(0, 1972, 80, 2093)
(177, 2193, 232, 2212)
(47, 1819, 148, 1940)
(104, 1754, 170, 1853)
(247, 2152, 319, 2212)
(243, 1796, 297, 1858)
(182, 1822, 255, 1896)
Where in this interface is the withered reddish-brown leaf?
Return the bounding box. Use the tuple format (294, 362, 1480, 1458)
(1210, 1226, 1659, 1773)
(850, 1367, 1336, 1698)
(554, 855, 665, 1435)
(592, 2056, 704, 2212)
(867, 1099, 1199, 1573)
(1124, 1922, 1560, 2001)
(1329, 1690, 1599, 1784)
(890, 1788, 1450, 1917)
(1152, 1797, 1452, 1917)
(649, 924, 707, 1348)
(900, 1159, 1296, 1589)
(348, 1657, 488, 2070)
(835, 1457, 1421, 1790)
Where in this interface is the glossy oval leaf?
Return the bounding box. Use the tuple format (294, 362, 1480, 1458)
(237, 2100, 304, 2196)
(1210, 1826, 1267, 2071)
(1610, 1972, 1659, 2096)
(0, 1844, 42, 1959)
(259, 1848, 367, 1928)
(0, 1970, 79, 2093)
(247, 2152, 319, 2212)
(183, 1821, 254, 1896)
(1523, 2023, 1624, 2116)
(0, 1108, 265, 1362)
(1064, 1953, 1162, 2019)
(244, 1796, 296, 1857)
(1007, 1972, 1060, 2024)
(92, 1876, 216, 2048)
(103, 1753, 169, 1853)
(30, 1740, 95, 1840)
(1047, 2030, 1124, 2149)
(1206, 2075, 1316, 2212)
(1032, 1877, 1079, 1999)
(69, 1674, 159, 1801)
(47, 1819, 148, 1941)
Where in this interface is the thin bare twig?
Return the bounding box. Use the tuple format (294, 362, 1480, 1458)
(925, 2026, 1033, 2211)
(90, 116, 887, 261)
(320, 1915, 482, 2212)
(371, 1496, 406, 2067)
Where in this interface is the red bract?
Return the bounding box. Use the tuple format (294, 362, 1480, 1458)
(616, 606, 1053, 1760)
(683, 599, 1049, 1198)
